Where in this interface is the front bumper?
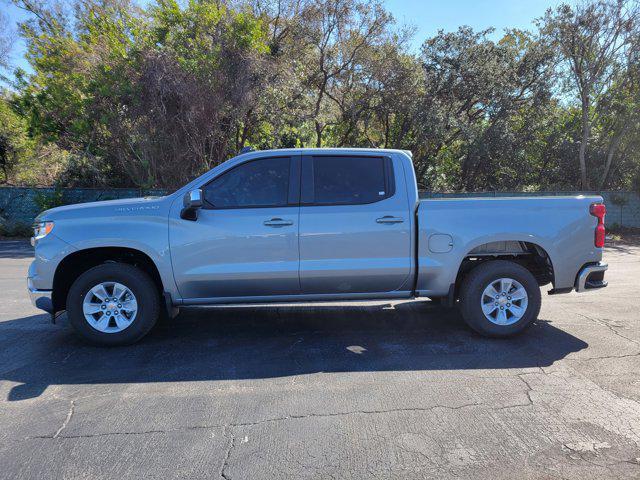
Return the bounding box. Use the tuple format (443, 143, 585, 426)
(575, 262, 608, 293)
(28, 279, 54, 313)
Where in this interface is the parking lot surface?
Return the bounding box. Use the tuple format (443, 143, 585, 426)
(0, 239, 639, 479)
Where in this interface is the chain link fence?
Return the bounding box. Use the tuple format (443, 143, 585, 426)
(1, 187, 638, 236)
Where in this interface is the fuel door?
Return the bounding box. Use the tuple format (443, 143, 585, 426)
(428, 234, 454, 253)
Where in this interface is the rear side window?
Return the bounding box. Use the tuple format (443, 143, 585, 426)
(305, 156, 394, 205)
(203, 157, 290, 208)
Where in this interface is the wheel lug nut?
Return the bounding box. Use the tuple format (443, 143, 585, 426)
(494, 302, 498, 306)
(500, 306, 504, 310)
(117, 304, 122, 308)
(101, 305, 106, 309)
(105, 311, 111, 315)
(507, 303, 511, 307)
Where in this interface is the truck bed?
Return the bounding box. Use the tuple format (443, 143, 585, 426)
(415, 195, 603, 297)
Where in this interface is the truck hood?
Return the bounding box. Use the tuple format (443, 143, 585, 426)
(36, 196, 168, 222)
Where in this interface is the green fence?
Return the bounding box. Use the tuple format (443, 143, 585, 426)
(0, 187, 168, 235)
(1, 187, 638, 236)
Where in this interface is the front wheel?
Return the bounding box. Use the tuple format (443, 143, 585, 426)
(66, 263, 160, 346)
(459, 260, 541, 337)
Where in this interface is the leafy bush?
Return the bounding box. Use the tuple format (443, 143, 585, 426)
(0, 218, 32, 238)
(34, 189, 65, 212)
(2, 0, 640, 192)
(609, 193, 629, 206)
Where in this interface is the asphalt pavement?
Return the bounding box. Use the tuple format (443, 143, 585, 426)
(0, 239, 639, 479)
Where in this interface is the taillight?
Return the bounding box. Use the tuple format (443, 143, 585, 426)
(590, 203, 606, 248)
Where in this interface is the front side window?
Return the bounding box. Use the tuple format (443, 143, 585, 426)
(203, 157, 290, 208)
(310, 156, 391, 205)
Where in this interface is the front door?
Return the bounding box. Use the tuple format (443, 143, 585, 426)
(298, 154, 412, 295)
(169, 155, 301, 300)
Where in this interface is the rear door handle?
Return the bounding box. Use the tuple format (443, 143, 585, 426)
(376, 216, 404, 224)
(264, 218, 294, 227)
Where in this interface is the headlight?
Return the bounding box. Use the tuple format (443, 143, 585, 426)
(33, 221, 55, 241)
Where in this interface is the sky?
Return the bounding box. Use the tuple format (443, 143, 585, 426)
(2, 0, 566, 78)
(386, 0, 565, 51)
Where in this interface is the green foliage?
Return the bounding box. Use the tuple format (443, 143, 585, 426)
(0, 220, 32, 238)
(33, 188, 65, 211)
(609, 193, 629, 206)
(1, 0, 639, 193)
(0, 96, 33, 182)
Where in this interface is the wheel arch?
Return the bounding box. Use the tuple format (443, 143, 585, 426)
(454, 239, 556, 297)
(52, 246, 165, 312)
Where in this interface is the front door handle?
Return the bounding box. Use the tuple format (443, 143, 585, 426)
(376, 216, 404, 224)
(264, 218, 294, 227)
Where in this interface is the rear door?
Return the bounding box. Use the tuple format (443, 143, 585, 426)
(298, 154, 412, 295)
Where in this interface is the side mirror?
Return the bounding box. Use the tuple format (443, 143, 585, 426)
(180, 189, 203, 221)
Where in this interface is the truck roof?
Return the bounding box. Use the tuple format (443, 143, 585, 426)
(235, 147, 413, 159)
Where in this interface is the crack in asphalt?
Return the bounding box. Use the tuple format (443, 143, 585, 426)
(52, 400, 75, 439)
(577, 313, 640, 348)
(32, 401, 509, 440)
(564, 452, 640, 476)
(220, 425, 234, 480)
(567, 352, 640, 361)
(516, 373, 536, 407)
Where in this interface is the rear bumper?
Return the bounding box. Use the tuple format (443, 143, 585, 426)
(28, 278, 54, 313)
(575, 262, 608, 293)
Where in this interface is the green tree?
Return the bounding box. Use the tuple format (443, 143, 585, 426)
(0, 95, 32, 182)
(5, 0, 640, 193)
(412, 27, 555, 190)
(13, 0, 274, 187)
(541, 0, 639, 189)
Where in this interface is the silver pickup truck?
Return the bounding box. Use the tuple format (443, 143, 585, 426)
(28, 148, 608, 345)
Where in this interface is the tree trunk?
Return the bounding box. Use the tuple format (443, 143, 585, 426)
(383, 113, 389, 149)
(599, 130, 625, 191)
(315, 121, 323, 147)
(578, 98, 591, 190)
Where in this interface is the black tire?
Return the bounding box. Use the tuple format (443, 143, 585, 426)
(66, 263, 160, 346)
(459, 260, 541, 337)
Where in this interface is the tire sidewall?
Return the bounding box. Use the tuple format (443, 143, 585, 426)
(460, 261, 542, 337)
(66, 263, 160, 346)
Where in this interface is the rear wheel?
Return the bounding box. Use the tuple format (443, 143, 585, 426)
(459, 260, 541, 337)
(66, 263, 160, 346)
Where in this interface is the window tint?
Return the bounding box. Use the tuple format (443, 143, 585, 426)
(204, 157, 290, 208)
(311, 156, 390, 205)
